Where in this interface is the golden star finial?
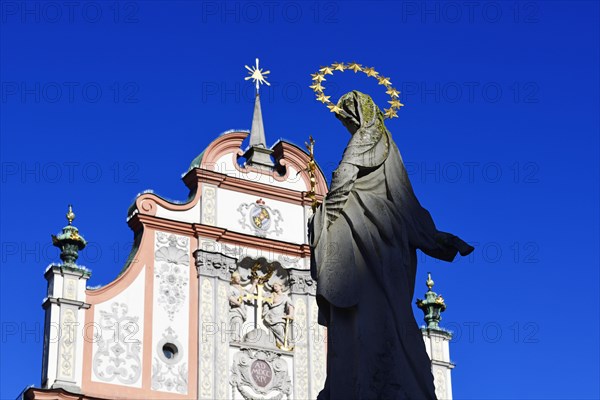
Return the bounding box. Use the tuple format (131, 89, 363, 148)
(347, 62, 363, 73)
(327, 103, 342, 113)
(319, 66, 334, 75)
(316, 93, 331, 104)
(311, 73, 326, 82)
(377, 76, 392, 86)
(309, 82, 325, 92)
(362, 67, 379, 77)
(386, 87, 400, 98)
(244, 58, 271, 95)
(331, 62, 346, 72)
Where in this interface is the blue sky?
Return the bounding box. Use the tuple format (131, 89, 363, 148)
(1, 1, 598, 399)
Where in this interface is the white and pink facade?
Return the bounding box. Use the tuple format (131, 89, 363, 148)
(27, 94, 329, 400)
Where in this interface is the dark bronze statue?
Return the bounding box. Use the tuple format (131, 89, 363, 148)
(309, 91, 474, 400)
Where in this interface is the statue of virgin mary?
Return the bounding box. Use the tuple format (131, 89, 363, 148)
(309, 91, 474, 400)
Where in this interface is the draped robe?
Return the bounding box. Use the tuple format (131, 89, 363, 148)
(309, 91, 473, 400)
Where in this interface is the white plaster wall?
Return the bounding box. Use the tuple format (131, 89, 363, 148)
(155, 201, 201, 224)
(50, 272, 63, 300)
(212, 153, 308, 192)
(91, 265, 146, 387)
(216, 188, 306, 245)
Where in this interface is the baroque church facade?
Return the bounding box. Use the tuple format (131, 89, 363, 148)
(24, 75, 455, 400)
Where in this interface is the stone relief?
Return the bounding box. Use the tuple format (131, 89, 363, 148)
(262, 282, 294, 350)
(229, 272, 257, 342)
(310, 299, 326, 399)
(233, 257, 295, 350)
(195, 249, 238, 281)
(152, 327, 188, 394)
(216, 281, 230, 400)
(155, 232, 189, 321)
(434, 369, 447, 399)
(238, 199, 283, 238)
(292, 298, 309, 398)
(288, 270, 316, 296)
(59, 308, 77, 379)
(202, 185, 217, 226)
(230, 348, 292, 400)
(199, 279, 215, 399)
(277, 254, 301, 270)
(63, 277, 77, 300)
(93, 302, 142, 385)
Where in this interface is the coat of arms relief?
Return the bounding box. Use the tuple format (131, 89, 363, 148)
(238, 199, 283, 238)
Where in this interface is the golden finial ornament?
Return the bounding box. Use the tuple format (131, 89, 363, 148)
(244, 58, 271, 95)
(309, 62, 404, 119)
(303, 136, 319, 212)
(426, 272, 434, 290)
(66, 204, 75, 225)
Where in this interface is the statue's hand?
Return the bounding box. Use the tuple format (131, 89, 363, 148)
(434, 232, 475, 257)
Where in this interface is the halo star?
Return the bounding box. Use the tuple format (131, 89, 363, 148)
(311, 73, 326, 82)
(327, 103, 342, 113)
(388, 99, 404, 108)
(316, 93, 331, 103)
(386, 88, 400, 98)
(347, 62, 363, 73)
(384, 108, 399, 118)
(377, 76, 392, 86)
(319, 66, 334, 75)
(309, 82, 325, 92)
(332, 62, 346, 72)
(363, 67, 379, 77)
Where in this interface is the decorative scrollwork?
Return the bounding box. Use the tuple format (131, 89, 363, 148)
(92, 302, 142, 385)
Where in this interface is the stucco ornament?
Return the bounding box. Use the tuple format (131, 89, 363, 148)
(92, 302, 142, 385)
(155, 232, 189, 321)
(152, 327, 188, 394)
(230, 348, 292, 400)
(238, 198, 283, 238)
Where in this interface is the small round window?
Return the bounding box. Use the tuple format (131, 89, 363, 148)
(162, 343, 178, 360)
(157, 337, 183, 364)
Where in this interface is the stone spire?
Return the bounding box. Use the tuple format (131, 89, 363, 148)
(244, 94, 275, 167)
(249, 94, 267, 148)
(243, 58, 275, 167)
(416, 272, 447, 330)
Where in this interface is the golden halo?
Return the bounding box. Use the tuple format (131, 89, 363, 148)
(310, 62, 404, 119)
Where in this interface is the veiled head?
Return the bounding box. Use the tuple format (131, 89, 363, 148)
(335, 90, 381, 134)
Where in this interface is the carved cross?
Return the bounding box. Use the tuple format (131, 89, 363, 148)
(242, 283, 273, 329)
